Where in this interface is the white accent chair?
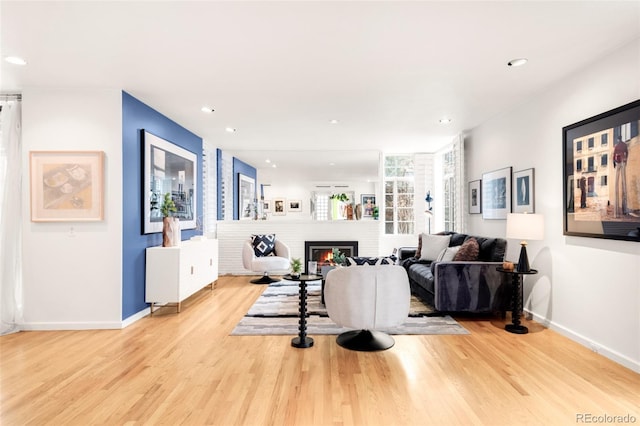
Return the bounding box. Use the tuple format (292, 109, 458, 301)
(242, 237, 291, 284)
(324, 265, 411, 351)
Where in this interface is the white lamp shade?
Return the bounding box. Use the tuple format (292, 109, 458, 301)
(506, 213, 544, 241)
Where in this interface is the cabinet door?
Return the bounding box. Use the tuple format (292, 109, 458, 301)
(146, 247, 181, 303)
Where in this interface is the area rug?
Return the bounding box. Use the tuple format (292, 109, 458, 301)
(231, 280, 469, 336)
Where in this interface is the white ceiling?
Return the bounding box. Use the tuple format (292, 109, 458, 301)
(2, 1, 639, 181)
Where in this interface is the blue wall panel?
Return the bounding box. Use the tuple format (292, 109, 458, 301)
(121, 92, 203, 320)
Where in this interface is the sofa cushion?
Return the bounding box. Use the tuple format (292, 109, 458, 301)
(407, 263, 434, 294)
(251, 234, 277, 257)
(453, 237, 479, 261)
(419, 233, 452, 261)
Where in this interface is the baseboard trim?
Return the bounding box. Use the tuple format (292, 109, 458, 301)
(526, 310, 639, 373)
(20, 307, 152, 331)
(21, 321, 124, 330)
(122, 307, 151, 328)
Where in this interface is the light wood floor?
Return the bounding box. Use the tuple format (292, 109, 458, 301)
(1, 275, 638, 426)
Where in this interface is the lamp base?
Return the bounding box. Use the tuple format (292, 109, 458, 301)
(517, 243, 530, 272)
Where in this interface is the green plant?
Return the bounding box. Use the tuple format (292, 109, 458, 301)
(160, 193, 177, 217)
(330, 193, 349, 202)
(331, 248, 346, 266)
(372, 205, 379, 219)
(290, 257, 302, 274)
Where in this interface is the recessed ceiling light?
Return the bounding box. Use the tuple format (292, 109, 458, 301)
(225, 127, 236, 133)
(507, 58, 528, 67)
(272, 164, 277, 168)
(265, 159, 271, 163)
(330, 119, 339, 124)
(5, 56, 27, 65)
(439, 118, 452, 124)
(201, 106, 214, 113)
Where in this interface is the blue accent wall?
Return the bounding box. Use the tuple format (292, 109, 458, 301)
(232, 158, 257, 220)
(122, 91, 203, 320)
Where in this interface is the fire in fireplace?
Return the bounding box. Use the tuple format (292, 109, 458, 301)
(304, 241, 359, 268)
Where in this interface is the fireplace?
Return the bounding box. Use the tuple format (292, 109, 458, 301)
(304, 241, 358, 272)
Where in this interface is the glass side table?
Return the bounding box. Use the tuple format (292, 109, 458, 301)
(496, 267, 538, 334)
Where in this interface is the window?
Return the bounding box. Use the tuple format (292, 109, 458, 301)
(587, 156, 594, 172)
(442, 150, 456, 232)
(588, 137, 595, 149)
(601, 175, 608, 186)
(576, 140, 582, 151)
(601, 153, 608, 167)
(601, 133, 608, 146)
(384, 155, 414, 234)
(312, 192, 330, 221)
(576, 159, 582, 171)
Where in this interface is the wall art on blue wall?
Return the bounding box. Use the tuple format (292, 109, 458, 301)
(143, 130, 197, 233)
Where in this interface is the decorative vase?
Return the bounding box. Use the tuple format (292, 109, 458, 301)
(162, 217, 180, 247)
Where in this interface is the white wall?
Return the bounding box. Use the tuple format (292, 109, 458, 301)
(21, 88, 123, 329)
(465, 39, 640, 372)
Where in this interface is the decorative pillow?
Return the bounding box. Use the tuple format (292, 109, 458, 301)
(453, 237, 480, 261)
(346, 256, 396, 266)
(251, 234, 276, 257)
(415, 234, 423, 257)
(435, 245, 461, 262)
(419, 233, 452, 262)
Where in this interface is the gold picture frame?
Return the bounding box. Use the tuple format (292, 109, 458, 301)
(30, 151, 104, 222)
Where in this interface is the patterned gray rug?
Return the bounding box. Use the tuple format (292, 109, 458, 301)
(231, 280, 469, 336)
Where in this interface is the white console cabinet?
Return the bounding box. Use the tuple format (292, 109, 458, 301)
(145, 238, 218, 314)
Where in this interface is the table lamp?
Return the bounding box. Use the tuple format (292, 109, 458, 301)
(506, 213, 544, 272)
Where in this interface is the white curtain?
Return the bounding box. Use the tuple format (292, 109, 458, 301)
(0, 99, 23, 335)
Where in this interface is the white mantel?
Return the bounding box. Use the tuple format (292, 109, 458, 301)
(216, 220, 382, 275)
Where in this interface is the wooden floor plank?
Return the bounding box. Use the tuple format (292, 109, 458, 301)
(1, 275, 638, 425)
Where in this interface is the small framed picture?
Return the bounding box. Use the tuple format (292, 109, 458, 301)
(468, 180, 482, 214)
(30, 151, 105, 222)
(361, 194, 376, 217)
(513, 168, 535, 213)
(288, 199, 302, 212)
(273, 198, 286, 215)
(262, 199, 272, 212)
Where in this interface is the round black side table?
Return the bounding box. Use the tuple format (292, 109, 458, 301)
(283, 274, 322, 348)
(496, 267, 538, 334)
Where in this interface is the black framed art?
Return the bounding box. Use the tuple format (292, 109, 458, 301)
(562, 99, 640, 241)
(482, 167, 511, 219)
(143, 130, 197, 234)
(513, 168, 534, 213)
(468, 180, 482, 214)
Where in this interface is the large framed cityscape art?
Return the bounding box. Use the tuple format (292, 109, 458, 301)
(562, 99, 640, 241)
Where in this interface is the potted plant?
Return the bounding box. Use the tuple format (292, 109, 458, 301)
(330, 193, 350, 220)
(161, 193, 180, 247)
(290, 257, 302, 278)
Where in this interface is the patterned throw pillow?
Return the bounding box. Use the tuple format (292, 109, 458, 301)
(346, 256, 396, 266)
(251, 234, 276, 257)
(453, 237, 480, 261)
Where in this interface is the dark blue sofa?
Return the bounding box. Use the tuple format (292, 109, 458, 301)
(399, 232, 511, 314)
